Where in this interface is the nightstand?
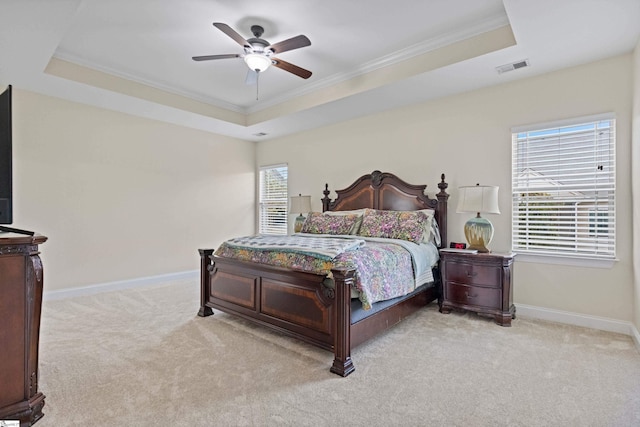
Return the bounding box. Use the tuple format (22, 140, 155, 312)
(439, 251, 515, 326)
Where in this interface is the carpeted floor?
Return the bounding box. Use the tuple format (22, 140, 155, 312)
(36, 279, 640, 426)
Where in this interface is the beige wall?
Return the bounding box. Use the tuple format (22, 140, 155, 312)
(12, 90, 255, 291)
(633, 42, 640, 330)
(258, 54, 634, 322)
(10, 52, 636, 323)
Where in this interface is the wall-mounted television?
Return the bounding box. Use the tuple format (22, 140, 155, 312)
(0, 85, 34, 236)
(0, 84, 12, 225)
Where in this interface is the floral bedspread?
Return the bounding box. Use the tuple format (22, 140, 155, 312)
(215, 236, 416, 310)
(333, 241, 415, 309)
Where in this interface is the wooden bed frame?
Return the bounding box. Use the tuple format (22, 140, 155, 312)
(198, 170, 449, 376)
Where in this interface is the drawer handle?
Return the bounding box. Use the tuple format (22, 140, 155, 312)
(465, 291, 478, 299)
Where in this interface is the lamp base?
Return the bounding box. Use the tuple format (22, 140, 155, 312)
(294, 215, 305, 233)
(464, 214, 494, 253)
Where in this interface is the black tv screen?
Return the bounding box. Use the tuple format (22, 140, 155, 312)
(0, 85, 12, 224)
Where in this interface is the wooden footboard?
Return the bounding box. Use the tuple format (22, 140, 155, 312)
(198, 249, 357, 376)
(198, 249, 438, 376)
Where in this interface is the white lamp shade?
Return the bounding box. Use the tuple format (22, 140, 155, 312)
(244, 53, 272, 72)
(456, 185, 500, 214)
(290, 195, 312, 214)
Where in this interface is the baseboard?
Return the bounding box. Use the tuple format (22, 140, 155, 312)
(43, 270, 199, 301)
(516, 303, 638, 340)
(632, 324, 640, 353)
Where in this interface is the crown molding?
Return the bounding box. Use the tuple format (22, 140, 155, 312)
(52, 50, 246, 114)
(246, 14, 511, 114)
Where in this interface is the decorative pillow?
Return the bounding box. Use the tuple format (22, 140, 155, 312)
(301, 212, 360, 235)
(357, 209, 397, 240)
(323, 209, 366, 234)
(396, 210, 431, 243)
(358, 209, 431, 244)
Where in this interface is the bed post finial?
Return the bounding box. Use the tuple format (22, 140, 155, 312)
(438, 173, 448, 195)
(322, 183, 332, 212)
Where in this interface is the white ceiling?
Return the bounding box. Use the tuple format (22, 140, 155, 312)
(1, 0, 639, 141)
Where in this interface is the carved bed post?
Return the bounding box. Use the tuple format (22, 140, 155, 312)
(434, 174, 449, 309)
(198, 249, 214, 317)
(321, 183, 332, 212)
(330, 267, 356, 377)
(436, 173, 449, 249)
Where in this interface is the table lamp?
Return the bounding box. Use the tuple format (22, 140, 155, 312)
(456, 184, 500, 253)
(290, 194, 312, 233)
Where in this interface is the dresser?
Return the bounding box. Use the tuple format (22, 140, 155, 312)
(0, 233, 47, 425)
(439, 251, 515, 326)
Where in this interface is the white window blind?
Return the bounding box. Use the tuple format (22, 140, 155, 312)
(512, 116, 615, 260)
(259, 164, 288, 235)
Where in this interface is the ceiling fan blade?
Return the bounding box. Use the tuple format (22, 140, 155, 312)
(245, 69, 258, 85)
(272, 58, 312, 79)
(192, 54, 240, 61)
(267, 35, 311, 54)
(213, 22, 251, 48)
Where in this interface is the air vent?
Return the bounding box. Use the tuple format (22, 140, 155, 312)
(496, 59, 530, 74)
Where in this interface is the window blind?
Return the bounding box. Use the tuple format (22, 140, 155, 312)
(512, 116, 615, 259)
(259, 164, 288, 235)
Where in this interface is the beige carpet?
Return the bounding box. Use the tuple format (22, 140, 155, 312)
(36, 279, 640, 426)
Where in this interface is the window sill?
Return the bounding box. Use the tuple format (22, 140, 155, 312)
(514, 252, 617, 269)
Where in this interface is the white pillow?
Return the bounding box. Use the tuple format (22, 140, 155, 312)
(430, 218, 441, 246)
(415, 209, 437, 244)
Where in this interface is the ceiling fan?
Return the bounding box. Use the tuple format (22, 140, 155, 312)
(192, 23, 312, 86)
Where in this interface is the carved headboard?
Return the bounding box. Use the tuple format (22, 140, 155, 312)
(321, 170, 449, 248)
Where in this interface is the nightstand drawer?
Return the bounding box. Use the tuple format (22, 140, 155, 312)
(445, 262, 501, 287)
(445, 282, 501, 308)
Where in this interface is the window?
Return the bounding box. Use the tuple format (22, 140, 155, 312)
(511, 115, 615, 261)
(259, 164, 288, 235)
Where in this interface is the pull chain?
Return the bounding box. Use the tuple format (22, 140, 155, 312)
(255, 69, 260, 101)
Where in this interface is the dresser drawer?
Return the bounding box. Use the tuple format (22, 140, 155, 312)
(445, 282, 501, 309)
(445, 261, 501, 287)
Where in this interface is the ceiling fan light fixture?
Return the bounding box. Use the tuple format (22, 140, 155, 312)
(244, 53, 271, 72)
(193, 23, 312, 81)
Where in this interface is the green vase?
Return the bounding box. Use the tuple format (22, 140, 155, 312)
(464, 214, 494, 253)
